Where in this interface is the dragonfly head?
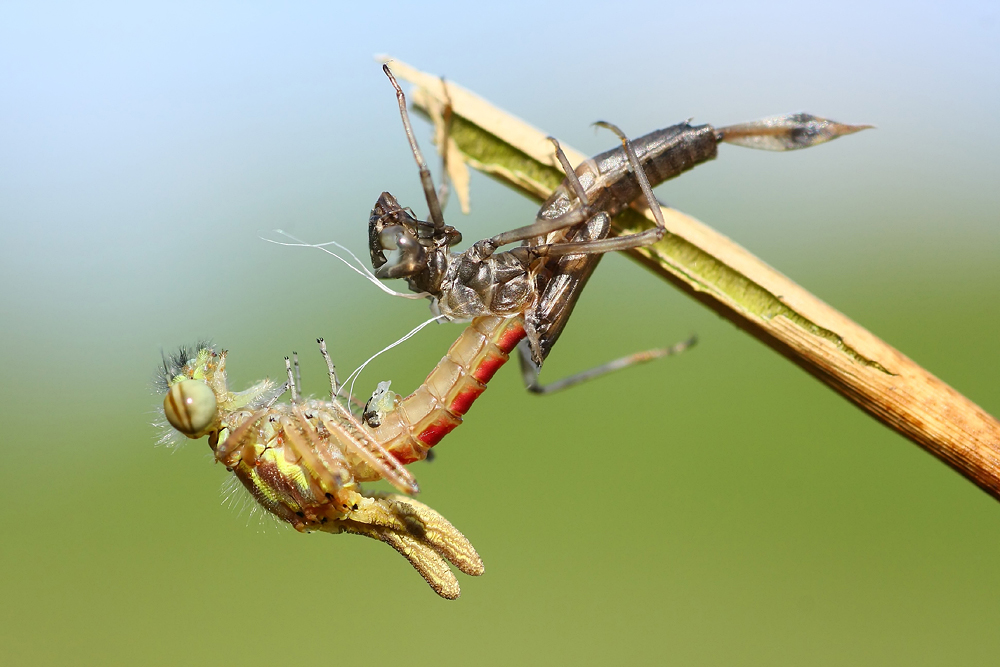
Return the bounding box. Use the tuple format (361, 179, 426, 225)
(158, 346, 223, 440)
(163, 379, 218, 438)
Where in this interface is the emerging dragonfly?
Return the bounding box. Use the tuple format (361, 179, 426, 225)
(158, 313, 526, 599)
(369, 64, 871, 383)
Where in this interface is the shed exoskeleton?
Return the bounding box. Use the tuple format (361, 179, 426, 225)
(369, 64, 871, 387)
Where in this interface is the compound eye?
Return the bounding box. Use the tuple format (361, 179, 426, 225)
(163, 380, 217, 437)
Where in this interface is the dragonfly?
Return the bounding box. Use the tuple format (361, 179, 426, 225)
(369, 64, 871, 387)
(158, 313, 528, 599)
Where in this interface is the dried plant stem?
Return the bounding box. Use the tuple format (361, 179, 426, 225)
(383, 58, 1000, 501)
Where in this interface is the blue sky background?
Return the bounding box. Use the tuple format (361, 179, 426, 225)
(1, 1, 997, 363)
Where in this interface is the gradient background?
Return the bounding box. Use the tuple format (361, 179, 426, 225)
(1, 2, 998, 664)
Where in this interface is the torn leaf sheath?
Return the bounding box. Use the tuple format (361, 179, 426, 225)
(390, 59, 1000, 501)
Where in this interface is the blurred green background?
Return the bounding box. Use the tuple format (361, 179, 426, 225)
(1, 2, 998, 664)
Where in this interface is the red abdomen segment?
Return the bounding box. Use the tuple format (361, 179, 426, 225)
(370, 315, 526, 465)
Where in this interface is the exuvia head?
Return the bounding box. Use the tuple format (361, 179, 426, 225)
(368, 191, 461, 279)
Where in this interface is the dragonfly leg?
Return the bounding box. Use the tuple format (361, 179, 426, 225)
(524, 226, 664, 258)
(474, 122, 671, 261)
(548, 136, 591, 206)
(292, 351, 302, 394)
(523, 126, 676, 258)
(470, 203, 594, 261)
(516, 335, 696, 395)
(317, 338, 340, 399)
(468, 136, 598, 260)
(284, 356, 299, 403)
(383, 64, 446, 232)
(317, 343, 374, 413)
(593, 120, 668, 241)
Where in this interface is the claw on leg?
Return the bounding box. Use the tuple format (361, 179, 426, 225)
(319, 489, 483, 599)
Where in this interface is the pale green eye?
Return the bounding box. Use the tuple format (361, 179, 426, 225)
(164, 380, 217, 437)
